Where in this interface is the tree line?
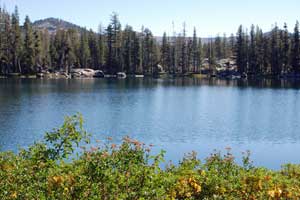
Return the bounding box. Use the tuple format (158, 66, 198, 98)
(1, 6, 300, 77)
(236, 23, 300, 77)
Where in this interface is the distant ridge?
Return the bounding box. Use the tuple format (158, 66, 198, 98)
(32, 18, 215, 43)
(32, 18, 84, 33)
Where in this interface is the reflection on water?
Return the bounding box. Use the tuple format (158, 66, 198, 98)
(0, 77, 300, 169)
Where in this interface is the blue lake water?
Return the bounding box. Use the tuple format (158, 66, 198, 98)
(1, 78, 300, 169)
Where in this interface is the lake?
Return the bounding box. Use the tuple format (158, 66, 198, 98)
(1, 78, 300, 169)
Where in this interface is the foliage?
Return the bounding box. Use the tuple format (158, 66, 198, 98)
(2, 5, 300, 76)
(1, 115, 300, 199)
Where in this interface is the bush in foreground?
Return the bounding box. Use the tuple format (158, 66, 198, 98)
(0, 114, 300, 199)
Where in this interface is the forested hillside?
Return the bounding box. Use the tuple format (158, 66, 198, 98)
(1, 6, 300, 77)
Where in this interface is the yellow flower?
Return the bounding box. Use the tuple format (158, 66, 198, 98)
(10, 192, 17, 199)
(268, 190, 275, 198)
(51, 175, 64, 185)
(275, 188, 282, 197)
(198, 169, 206, 176)
(257, 180, 263, 190)
(186, 192, 192, 197)
(195, 185, 202, 193)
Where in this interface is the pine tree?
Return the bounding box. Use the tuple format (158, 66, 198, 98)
(255, 27, 264, 74)
(0, 6, 4, 73)
(208, 38, 216, 68)
(248, 25, 257, 74)
(79, 29, 91, 68)
(143, 28, 155, 74)
(282, 23, 290, 73)
(132, 31, 140, 74)
(23, 16, 35, 74)
(197, 38, 202, 72)
(180, 22, 187, 74)
(41, 29, 51, 69)
(123, 25, 134, 73)
(236, 25, 247, 74)
(88, 29, 100, 69)
(65, 29, 79, 71)
(161, 32, 170, 72)
(106, 24, 113, 73)
(270, 24, 280, 75)
(111, 13, 123, 72)
(263, 35, 271, 74)
(98, 24, 106, 69)
(229, 33, 235, 57)
(2, 11, 12, 74)
(187, 39, 193, 72)
(33, 30, 43, 69)
(291, 21, 300, 74)
(222, 33, 228, 59)
(192, 28, 198, 72)
(11, 6, 22, 73)
(214, 34, 223, 59)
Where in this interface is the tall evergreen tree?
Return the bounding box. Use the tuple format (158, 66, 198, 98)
(192, 28, 198, 72)
(79, 30, 91, 68)
(161, 32, 170, 72)
(222, 33, 229, 59)
(111, 13, 123, 72)
(142, 28, 157, 74)
(214, 34, 223, 59)
(2, 11, 12, 74)
(40, 29, 51, 69)
(33, 30, 42, 69)
(22, 16, 35, 73)
(229, 33, 235, 57)
(180, 23, 187, 74)
(123, 25, 134, 73)
(98, 24, 106, 69)
(88, 29, 100, 69)
(248, 25, 257, 74)
(197, 38, 202, 72)
(255, 27, 264, 74)
(263, 35, 271, 74)
(291, 21, 300, 74)
(132, 31, 140, 74)
(236, 25, 248, 74)
(11, 6, 22, 73)
(270, 24, 281, 75)
(282, 23, 290, 73)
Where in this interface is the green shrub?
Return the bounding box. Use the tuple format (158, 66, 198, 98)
(0, 114, 300, 199)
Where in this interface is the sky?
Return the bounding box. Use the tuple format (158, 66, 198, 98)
(1, 0, 300, 37)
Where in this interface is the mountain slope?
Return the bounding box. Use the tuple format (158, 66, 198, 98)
(32, 18, 214, 43)
(32, 18, 84, 33)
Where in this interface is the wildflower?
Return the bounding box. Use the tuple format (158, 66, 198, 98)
(186, 192, 192, 197)
(123, 136, 131, 142)
(275, 188, 282, 197)
(268, 190, 275, 198)
(198, 170, 206, 176)
(195, 184, 201, 193)
(101, 152, 109, 158)
(111, 144, 117, 149)
(10, 192, 17, 199)
(52, 176, 64, 185)
(90, 146, 98, 152)
(264, 175, 271, 181)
